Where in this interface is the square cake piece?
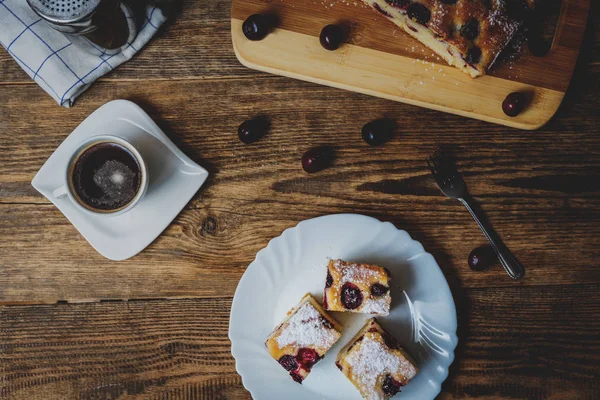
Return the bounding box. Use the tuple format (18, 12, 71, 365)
(324, 259, 392, 316)
(265, 293, 342, 383)
(361, 0, 536, 77)
(336, 318, 418, 400)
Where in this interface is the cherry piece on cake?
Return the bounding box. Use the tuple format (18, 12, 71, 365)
(465, 46, 482, 65)
(407, 3, 431, 25)
(265, 293, 342, 383)
(460, 19, 480, 40)
(382, 374, 403, 396)
(278, 355, 298, 371)
(325, 270, 333, 288)
(297, 347, 320, 370)
(370, 283, 389, 296)
(323, 259, 392, 316)
(341, 283, 364, 310)
(336, 318, 418, 400)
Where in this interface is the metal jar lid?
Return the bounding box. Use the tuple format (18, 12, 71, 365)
(26, 0, 108, 35)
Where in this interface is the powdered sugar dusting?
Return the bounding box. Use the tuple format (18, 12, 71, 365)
(362, 296, 390, 315)
(333, 260, 381, 285)
(430, 2, 448, 37)
(488, 9, 520, 43)
(276, 302, 339, 349)
(346, 335, 417, 400)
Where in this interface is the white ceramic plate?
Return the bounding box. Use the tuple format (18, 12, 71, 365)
(229, 214, 458, 400)
(32, 100, 208, 260)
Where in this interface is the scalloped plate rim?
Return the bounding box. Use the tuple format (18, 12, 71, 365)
(229, 213, 458, 400)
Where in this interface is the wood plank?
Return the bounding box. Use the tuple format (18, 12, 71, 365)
(0, 297, 251, 400)
(0, 75, 598, 204)
(0, 74, 599, 303)
(1, 198, 599, 303)
(1, 284, 599, 399)
(439, 283, 600, 400)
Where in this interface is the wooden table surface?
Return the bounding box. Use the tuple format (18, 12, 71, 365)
(1, 1, 599, 399)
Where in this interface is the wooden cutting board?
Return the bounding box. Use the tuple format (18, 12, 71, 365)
(231, 0, 590, 130)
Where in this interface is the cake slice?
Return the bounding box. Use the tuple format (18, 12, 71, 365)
(336, 318, 418, 400)
(361, 0, 536, 77)
(324, 259, 392, 316)
(265, 293, 342, 383)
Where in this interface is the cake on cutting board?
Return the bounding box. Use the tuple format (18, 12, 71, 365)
(361, 0, 537, 77)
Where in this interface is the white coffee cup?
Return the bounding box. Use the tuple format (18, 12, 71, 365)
(53, 135, 148, 217)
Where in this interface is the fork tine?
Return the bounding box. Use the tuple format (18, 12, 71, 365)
(428, 151, 456, 186)
(436, 152, 455, 175)
(431, 152, 443, 170)
(426, 157, 436, 175)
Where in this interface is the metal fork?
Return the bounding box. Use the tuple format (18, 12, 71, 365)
(427, 152, 525, 279)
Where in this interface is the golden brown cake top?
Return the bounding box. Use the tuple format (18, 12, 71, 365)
(383, 0, 536, 70)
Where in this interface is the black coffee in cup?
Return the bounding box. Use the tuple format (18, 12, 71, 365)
(70, 141, 142, 212)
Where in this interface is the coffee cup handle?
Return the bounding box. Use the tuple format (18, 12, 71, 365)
(52, 185, 69, 199)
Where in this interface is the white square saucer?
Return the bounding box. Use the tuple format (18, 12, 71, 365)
(32, 100, 209, 260)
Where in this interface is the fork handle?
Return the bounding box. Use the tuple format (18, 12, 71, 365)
(459, 196, 525, 279)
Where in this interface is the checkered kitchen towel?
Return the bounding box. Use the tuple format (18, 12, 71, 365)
(0, 1, 166, 107)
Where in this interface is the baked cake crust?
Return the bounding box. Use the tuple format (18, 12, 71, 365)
(324, 259, 392, 316)
(265, 293, 342, 383)
(336, 318, 418, 400)
(362, 0, 535, 77)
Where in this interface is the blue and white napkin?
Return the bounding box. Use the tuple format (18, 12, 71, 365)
(0, 1, 166, 107)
